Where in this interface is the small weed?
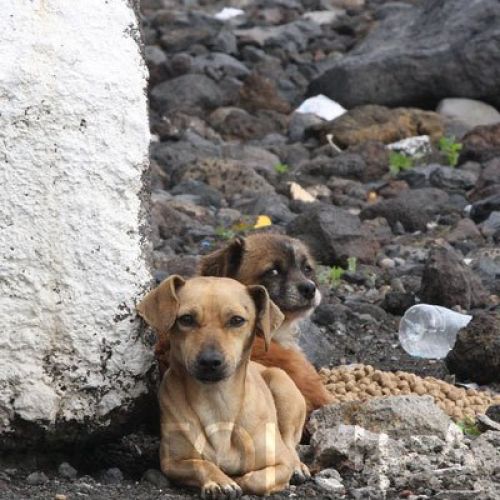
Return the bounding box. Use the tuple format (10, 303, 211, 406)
(329, 266, 345, 284)
(347, 256, 357, 273)
(438, 136, 462, 167)
(274, 162, 289, 175)
(215, 226, 236, 240)
(456, 417, 481, 437)
(389, 151, 414, 175)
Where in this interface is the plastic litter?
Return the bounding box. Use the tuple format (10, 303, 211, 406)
(214, 7, 245, 21)
(295, 94, 346, 121)
(398, 304, 472, 359)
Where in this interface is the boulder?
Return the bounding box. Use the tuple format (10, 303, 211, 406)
(308, 0, 500, 109)
(419, 245, 488, 309)
(287, 204, 379, 266)
(445, 312, 500, 384)
(308, 105, 443, 147)
(360, 188, 449, 232)
(437, 98, 500, 130)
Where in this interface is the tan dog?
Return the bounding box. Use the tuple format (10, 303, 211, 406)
(198, 233, 334, 412)
(138, 276, 309, 498)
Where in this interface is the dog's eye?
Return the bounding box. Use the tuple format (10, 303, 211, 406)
(177, 314, 196, 327)
(303, 263, 313, 274)
(228, 316, 246, 327)
(266, 267, 280, 277)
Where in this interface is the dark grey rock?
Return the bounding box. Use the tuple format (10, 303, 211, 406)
(150, 74, 228, 115)
(191, 53, 250, 80)
(171, 180, 224, 208)
(429, 166, 478, 191)
(58, 462, 77, 480)
(26, 472, 48, 485)
(141, 469, 171, 489)
(308, 0, 500, 108)
(360, 188, 449, 232)
(233, 194, 294, 224)
(446, 311, 500, 384)
(99, 467, 123, 485)
(298, 318, 337, 368)
(470, 193, 500, 224)
(287, 204, 379, 266)
(419, 244, 488, 309)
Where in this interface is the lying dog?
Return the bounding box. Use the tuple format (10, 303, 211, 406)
(138, 276, 309, 498)
(199, 233, 334, 411)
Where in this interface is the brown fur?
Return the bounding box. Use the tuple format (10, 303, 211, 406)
(138, 276, 309, 497)
(198, 233, 334, 412)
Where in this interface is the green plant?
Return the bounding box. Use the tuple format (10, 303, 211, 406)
(456, 417, 481, 437)
(274, 162, 289, 175)
(389, 151, 414, 175)
(328, 266, 345, 286)
(214, 226, 236, 240)
(347, 256, 357, 273)
(438, 136, 462, 167)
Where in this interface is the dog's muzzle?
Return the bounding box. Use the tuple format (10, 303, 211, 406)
(193, 347, 228, 383)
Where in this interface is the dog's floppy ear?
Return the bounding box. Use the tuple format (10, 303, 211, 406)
(137, 275, 185, 332)
(248, 285, 284, 351)
(199, 236, 245, 277)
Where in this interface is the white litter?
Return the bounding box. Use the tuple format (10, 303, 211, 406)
(295, 94, 346, 121)
(214, 7, 245, 21)
(288, 182, 316, 203)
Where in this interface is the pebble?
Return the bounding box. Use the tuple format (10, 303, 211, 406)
(58, 462, 77, 480)
(99, 467, 123, 485)
(141, 469, 171, 489)
(26, 471, 49, 485)
(379, 257, 396, 269)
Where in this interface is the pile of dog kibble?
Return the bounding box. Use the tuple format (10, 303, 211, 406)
(320, 364, 500, 421)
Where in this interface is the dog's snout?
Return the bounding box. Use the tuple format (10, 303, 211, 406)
(193, 346, 228, 383)
(198, 349, 224, 370)
(297, 281, 316, 300)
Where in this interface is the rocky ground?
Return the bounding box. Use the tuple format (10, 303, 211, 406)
(2, 0, 500, 498)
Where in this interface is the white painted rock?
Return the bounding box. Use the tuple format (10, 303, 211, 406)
(437, 98, 500, 129)
(0, 0, 152, 440)
(387, 135, 432, 158)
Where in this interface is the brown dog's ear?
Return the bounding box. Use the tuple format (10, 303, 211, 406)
(199, 237, 245, 277)
(137, 275, 185, 332)
(248, 285, 284, 351)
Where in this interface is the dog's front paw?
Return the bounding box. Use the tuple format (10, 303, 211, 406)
(201, 480, 242, 500)
(290, 462, 311, 485)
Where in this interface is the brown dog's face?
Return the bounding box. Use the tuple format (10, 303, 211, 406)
(137, 276, 283, 383)
(199, 234, 321, 322)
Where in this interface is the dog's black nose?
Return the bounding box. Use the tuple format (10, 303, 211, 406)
(197, 349, 224, 370)
(298, 281, 316, 300)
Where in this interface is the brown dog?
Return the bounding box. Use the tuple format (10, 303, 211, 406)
(199, 233, 334, 412)
(138, 276, 309, 498)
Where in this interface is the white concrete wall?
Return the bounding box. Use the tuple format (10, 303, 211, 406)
(0, 0, 152, 435)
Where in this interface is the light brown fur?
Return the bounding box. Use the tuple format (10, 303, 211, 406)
(199, 233, 334, 412)
(138, 276, 309, 498)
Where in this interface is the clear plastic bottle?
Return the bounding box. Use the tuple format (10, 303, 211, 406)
(398, 304, 472, 359)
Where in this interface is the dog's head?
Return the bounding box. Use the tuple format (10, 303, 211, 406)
(137, 276, 283, 384)
(199, 233, 321, 323)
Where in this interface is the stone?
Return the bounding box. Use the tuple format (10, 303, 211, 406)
(314, 468, 345, 493)
(209, 107, 278, 140)
(437, 98, 500, 130)
(239, 73, 291, 114)
(309, 396, 455, 441)
(360, 188, 449, 232)
(387, 135, 433, 158)
(446, 218, 482, 243)
(99, 467, 123, 485)
(288, 112, 325, 142)
(144, 45, 168, 86)
(469, 158, 500, 201)
(233, 195, 294, 224)
(175, 158, 275, 200)
(287, 204, 379, 266)
(298, 319, 338, 369)
(170, 179, 224, 209)
(191, 52, 250, 80)
(308, 0, 500, 109)
(141, 469, 171, 489)
(459, 123, 500, 164)
(445, 312, 500, 384)
(150, 74, 228, 115)
(429, 167, 478, 191)
(469, 193, 500, 224)
(58, 463, 78, 481)
(26, 472, 49, 486)
(0, 0, 152, 441)
(309, 105, 443, 148)
(469, 431, 500, 476)
(419, 244, 488, 309)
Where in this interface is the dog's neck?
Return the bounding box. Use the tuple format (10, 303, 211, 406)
(271, 318, 301, 349)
